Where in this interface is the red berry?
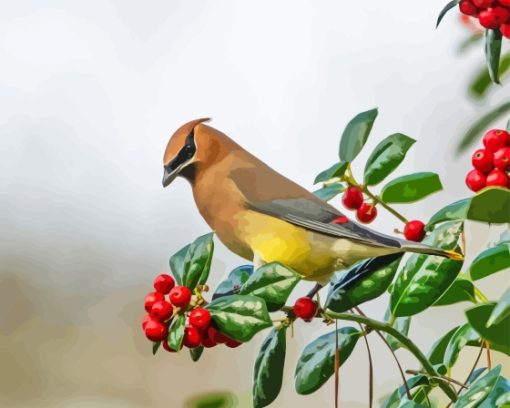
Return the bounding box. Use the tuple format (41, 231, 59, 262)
(498, 0, 510, 6)
(144, 291, 165, 312)
(341, 187, 364, 210)
(356, 203, 377, 224)
(188, 308, 211, 330)
(169, 286, 192, 308)
(471, 148, 494, 173)
(404, 220, 426, 242)
(142, 315, 152, 330)
(486, 169, 509, 187)
(459, 0, 479, 16)
(183, 326, 202, 348)
(465, 169, 487, 192)
(205, 326, 231, 344)
(225, 339, 242, 348)
(478, 7, 509, 29)
(144, 319, 168, 341)
(201, 333, 217, 348)
(153, 274, 175, 294)
(493, 146, 510, 171)
(293, 297, 318, 321)
(473, 0, 494, 6)
(483, 129, 510, 152)
(150, 300, 173, 321)
(502, 23, 510, 39)
(162, 340, 177, 352)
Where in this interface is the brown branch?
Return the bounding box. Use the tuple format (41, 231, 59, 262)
(356, 321, 374, 408)
(334, 319, 340, 408)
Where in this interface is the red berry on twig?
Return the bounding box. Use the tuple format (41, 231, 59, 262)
(478, 7, 509, 29)
(356, 203, 377, 224)
(153, 274, 175, 295)
(501, 23, 510, 40)
(404, 220, 426, 242)
(225, 338, 242, 348)
(183, 326, 202, 348)
(169, 286, 192, 308)
(493, 146, 510, 171)
(142, 315, 152, 330)
(150, 300, 173, 321)
(483, 129, 510, 152)
(293, 297, 318, 321)
(486, 169, 509, 187)
(189, 308, 212, 330)
(472, 0, 494, 6)
(471, 148, 494, 173)
(459, 0, 479, 16)
(465, 169, 487, 192)
(342, 187, 364, 210)
(144, 291, 165, 312)
(144, 319, 168, 342)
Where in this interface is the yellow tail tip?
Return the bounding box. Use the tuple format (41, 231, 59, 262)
(445, 250, 464, 261)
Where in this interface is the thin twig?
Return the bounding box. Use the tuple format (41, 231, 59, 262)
(354, 307, 411, 399)
(356, 321, 374, 408)
(406, 369, 468, 389)
(334, 319, 340, 408)
(485, 341, 492, 370)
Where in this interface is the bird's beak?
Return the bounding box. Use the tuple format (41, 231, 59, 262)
(162, 167, 179, 187)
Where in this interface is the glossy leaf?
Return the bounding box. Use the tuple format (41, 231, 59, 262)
(213, 265, 253, 300)
(434, 278, 475, 306)
(396, 400, 429, 408)
(384, 307, 412, 351)
(152, 341, 161, 355)
(313, 183, 345, 201)
(169, 233, 214, 290)
(425, 198, 471, 231)
(466, 303, 510, 356)
(205, 295, 272, 342)
(168, 314, 185, 351)
(467, 367, 488, 386)
(381, 376, 429, 408)
(496, 390, 510, 407)
(253, 327, 287, 408)
(325, 254, 403, 313)
(469, 241, 510, 281)
(469, 53, 510, 99)
(467, 187, 510, 224)
(314, 161, 348, 184)
(185, 392, 238, 408)
(436, 0, 460, 27)
(381, 172, 443, 203)
(294, 327, 360, 395)
(390, 222, 463, 317)
(363, 133, 415, 186)
(189, 346, 204, 362)
(454, 365, 501, 407)
(479, 376, 510, 408)
(240, 263, 300, 312)
(487, 288, 510, 327)
(427, 326, 459, 365)
(485, 29, 502, 84)
(444, 323, 480, 368)
(339, 108, 378, 162)
(457, 101, 510, 153)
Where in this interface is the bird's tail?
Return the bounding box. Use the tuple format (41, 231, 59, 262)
(401, 242, 464, 261)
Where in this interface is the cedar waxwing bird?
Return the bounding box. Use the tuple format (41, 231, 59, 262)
(162, 119, 463, 283)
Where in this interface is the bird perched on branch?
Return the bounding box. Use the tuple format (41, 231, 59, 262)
(162, 118, 462, 284)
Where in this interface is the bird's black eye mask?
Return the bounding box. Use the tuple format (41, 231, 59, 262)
(166, 129, 196, 172)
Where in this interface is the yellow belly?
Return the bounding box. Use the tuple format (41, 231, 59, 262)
(236, 210, 339, 280)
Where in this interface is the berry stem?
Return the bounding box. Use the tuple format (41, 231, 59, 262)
(361, 187, 409, 224)
(324, 310, 458, 403)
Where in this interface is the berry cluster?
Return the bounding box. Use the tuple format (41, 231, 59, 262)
(341, 186, 378, 224)
(459, 0, 510, 38)
(466, 129, 510, 192)
(142, 274, 241, 351)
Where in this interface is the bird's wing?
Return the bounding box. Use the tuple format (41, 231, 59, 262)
(230, 165, 402, 249)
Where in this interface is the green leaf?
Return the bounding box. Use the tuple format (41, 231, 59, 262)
(469, 53, 510, 99)
(426, 198, 471, 231)
(487, 288, 510, 327)
(470, 241, 510, 281)
(390, 222, 463, 317)
(294, 327, 360, 395)
(444, 323, 480, 368)
(339, 108, 378, 162)
(454, 365, 501, 407)
(436, 0, 460, 27)
(169, 233, 214, 290)
(384, 307, 411, 351)
(314, 161, 349, 184)
(467, 367, 488, 386)
(466, 303, 510, 356)
(326, 254, 403, 313)
(205, 295, 272, 343)
(313, 183, 345, 201)
(381, 172, 443, 203)
(190, 346, 204, 362)
(457, 101, 510, 153)
(240, 263, 300, 312)
(480, 376, 510, 408)
(152, 341, 161, 355)
(485, 29, 502, 84)
(253, 327, 287, 408)
(467, 187, 510, 224)
(434, 278, 475, 306)
(185, 391, 238, 408)
(213, 265, 253, 300)
(382, 376, 429, 408)
(458, 32, 483, 54)
(427, 326, 459, 365)
(496, 390, 510, 407)
(363, 133, 416, 186)
(168, 314, 185, 351)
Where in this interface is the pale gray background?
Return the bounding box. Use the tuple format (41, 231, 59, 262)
(0, 1, 508, 407)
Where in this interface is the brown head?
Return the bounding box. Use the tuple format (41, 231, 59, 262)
(162, 118, 239, 187)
